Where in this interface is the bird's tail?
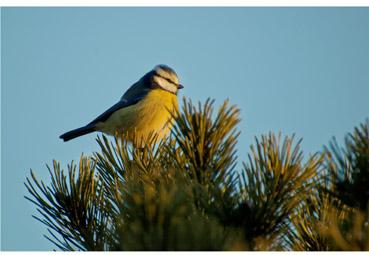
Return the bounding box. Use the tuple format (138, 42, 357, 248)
(60, 124, 96, 142)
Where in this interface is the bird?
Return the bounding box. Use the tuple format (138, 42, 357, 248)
(60, 64, 184, 145)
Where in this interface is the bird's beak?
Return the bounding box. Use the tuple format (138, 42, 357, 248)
(178, 84, 184, 89)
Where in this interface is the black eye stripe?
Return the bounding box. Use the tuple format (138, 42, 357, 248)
(156, 73, 178, 86)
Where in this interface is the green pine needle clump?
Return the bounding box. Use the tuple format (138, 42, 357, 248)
(25, 98, 369, 251)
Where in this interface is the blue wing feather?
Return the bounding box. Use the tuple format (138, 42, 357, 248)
(60, 74, 152, 141)
(88, 94, 146, 125)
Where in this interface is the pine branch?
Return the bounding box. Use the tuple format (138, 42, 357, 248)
(325, 119, 369, 211)
(287, 119, 369, 251)
(167, 98, 241, 225)
(24, 157, 111, 251)
(235, 133, 323, 250)
(320, 203, 369, 250)
(24, 98, 368, 251)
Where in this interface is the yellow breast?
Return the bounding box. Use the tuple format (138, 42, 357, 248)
(97, 89, 179, 144)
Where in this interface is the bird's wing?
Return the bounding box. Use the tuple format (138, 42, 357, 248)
(88, 83, 149, 125)
(120, 80, 150, 102)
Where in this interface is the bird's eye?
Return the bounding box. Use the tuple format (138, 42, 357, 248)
(164, 77, 177, 86)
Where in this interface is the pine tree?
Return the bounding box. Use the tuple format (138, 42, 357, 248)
(25, 98, 369, 251)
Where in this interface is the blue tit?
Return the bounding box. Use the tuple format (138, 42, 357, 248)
(60, 64, 184, 144)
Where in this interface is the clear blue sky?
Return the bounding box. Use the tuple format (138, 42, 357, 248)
(2, 7, 369, 251)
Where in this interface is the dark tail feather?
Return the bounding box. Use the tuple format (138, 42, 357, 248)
(60, 125, 96, 142)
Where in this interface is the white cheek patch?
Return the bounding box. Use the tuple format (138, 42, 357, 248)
(154, 66, 179, 85)
(153, 76, 177, 94)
